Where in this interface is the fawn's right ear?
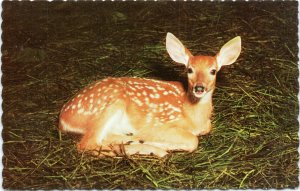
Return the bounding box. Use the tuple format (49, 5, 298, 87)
(216, 36, 241, 70)
(166, 33, 192, 67)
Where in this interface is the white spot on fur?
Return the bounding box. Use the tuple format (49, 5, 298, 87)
(77, 108, 84, 114)
(92, 108, 98, 113)
(133, 98, 143, 106)
(169, 115, 175, 120)
(157, 86, 165, 91)
(146, 112, 153, 124)
(149, 103, 157, 108)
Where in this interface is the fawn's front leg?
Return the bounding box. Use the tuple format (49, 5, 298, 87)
(198, 119, 212, 135)
(136, 125, 199, 153)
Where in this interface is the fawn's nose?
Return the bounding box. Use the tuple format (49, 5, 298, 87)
(194, 85, 205, 93)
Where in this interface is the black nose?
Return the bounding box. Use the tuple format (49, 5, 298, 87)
(195, 85, 205, 93)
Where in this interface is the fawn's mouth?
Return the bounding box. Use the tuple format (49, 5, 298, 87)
(193, 90, 206, 98)
(193, 87, 214, 99)
(188, 86, 212, 103)
(192, 85, 207, 98)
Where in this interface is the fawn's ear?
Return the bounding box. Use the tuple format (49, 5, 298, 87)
(216, 36, 241, 70)
(166, 33, 192, 67)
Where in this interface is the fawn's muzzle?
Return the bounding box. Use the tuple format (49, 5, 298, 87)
(193, 84, 206, 98)
(194, 85, 205, 94)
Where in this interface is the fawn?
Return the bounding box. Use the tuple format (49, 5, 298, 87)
(59, 33, 241, 157)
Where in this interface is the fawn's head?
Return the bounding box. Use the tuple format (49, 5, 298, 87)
(166, 33, 241, 102)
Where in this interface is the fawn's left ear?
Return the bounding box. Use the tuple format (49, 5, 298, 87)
(216, 36, 241, 70)
(166, 32, 193, 67)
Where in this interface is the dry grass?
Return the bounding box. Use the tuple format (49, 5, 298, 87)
(2, 1, 298, 189)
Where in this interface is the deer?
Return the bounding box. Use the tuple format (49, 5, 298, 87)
(59, 33, 241, 157)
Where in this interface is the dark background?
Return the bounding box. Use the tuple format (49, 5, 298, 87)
(2, 1, 298, 189)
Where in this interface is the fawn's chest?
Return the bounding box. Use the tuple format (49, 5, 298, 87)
(182, 97, 213, 135)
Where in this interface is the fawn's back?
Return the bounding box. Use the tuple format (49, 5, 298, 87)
(60, 77, 186, 133)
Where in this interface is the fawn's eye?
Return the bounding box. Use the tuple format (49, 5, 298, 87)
(187, 67, 193, 74)
(210, 69, 216, 75)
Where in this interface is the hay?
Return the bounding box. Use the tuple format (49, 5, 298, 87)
(2, 1, 298, 189)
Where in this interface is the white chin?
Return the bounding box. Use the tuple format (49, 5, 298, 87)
(193, 91, 206, 98)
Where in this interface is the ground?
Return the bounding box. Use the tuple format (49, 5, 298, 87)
(2, 1, 298, 189)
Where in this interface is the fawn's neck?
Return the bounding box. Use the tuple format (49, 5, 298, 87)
(183, 89, 214, 130)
